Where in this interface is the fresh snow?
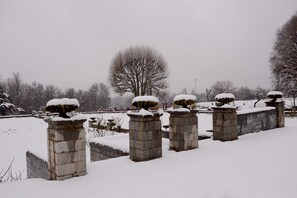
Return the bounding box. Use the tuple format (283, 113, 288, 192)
(90, 133, 130, 153)
(173, 94, 196, 102)
(46, 98, 80, 107)
(127, 108, 154, 116)
(132, 95, 159, 103)
(90, 134, 170, 153)
(267, 91, 283, 96)
(217, 104, 237, 108)
(215, 93, 235, 99)
(0, 102, 15, 108)
(50, 114, 87, 121)
(167, 107, 191, 113)
(237, 107, 275, 115)
(1, 113, 297, 198)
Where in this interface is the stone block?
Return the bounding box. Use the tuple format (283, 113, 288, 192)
(56, 174, 73, 181)
(75, 139, 86, 151)
(129, 122, 135, 131)
(169, 125, 177, 133)
(55, 141, 75, 153)
(56, 163, 76, 176)
(129, 139, 135, 147)
(74, 150, 86, 162)
(170, 140, 179, 149)
(55, 152, 83, 164)
(75, 161, 87, 173)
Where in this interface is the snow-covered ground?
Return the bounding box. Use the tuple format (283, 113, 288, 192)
(1, 112, 297, 197)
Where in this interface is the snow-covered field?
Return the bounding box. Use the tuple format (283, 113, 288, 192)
(1, 111, 297, 197)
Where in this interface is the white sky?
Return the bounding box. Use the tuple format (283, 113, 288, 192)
(0, 0, 296, 94)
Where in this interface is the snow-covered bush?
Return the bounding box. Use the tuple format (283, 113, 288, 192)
(267, 91, 283, 102)
(0, 102, 25, 116)
(132, 96, 159, 110)
(215, 93, 235, 107)
(173, 94, 196, 109)
(0, 90, 24, 116)
(45, 98, 79, 118)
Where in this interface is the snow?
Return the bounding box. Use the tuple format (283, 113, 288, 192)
(218, 104, 237, 109)
(127, 108, 154, 116)
(267, 91, 283, 96)
(173, 94, 196, 102)
(215, 93, 235, 99)
(46, 98, 80, 107)
(167, 107, 191, 113)
(50, 114, 87, 121)
(90, 133, 130, 153)
(90, 133, 170, 153)
(237, 107, 275, 115)
(0, 117, 48, 173)
(0, 102, 15, 108)
(1, 113, 297, 197)
(132, 95, 159, 103)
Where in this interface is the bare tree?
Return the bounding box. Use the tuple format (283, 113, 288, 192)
(235, 87, 254, 100)
(206, 89, 211, 102)
(211, 80, 236, 98)
(109, 46, 168, 96)
(288, 89, 297, 111)
(65, 88, 75, 98)
(6, 72, 23, 107)
(21, 82, 45, 113)
(84, 83, 111, 111)
(270, 12, 297, 93)
(44, 84, 63, 103)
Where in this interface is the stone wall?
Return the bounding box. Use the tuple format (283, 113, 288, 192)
(89, 142, 129, 161)
(26, 151, 48, 179)
(237, 108, 277, 136)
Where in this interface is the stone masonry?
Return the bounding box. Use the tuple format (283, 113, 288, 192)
(266, 101, 285, 128)
(237, 108, 277, 136)
(47, 119, 87, 180)
(128, 112, 162, 162)
(168, 111, 198, 151)
(26, 151, 48, 179)
(213, 107, 238, 141)
(89, 142, 129, 161)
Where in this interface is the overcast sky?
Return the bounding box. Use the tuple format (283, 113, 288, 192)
(0, 0, 296, 94)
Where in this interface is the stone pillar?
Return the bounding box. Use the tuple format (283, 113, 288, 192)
(47, 118, 87, 180)
(168, 111, 198, 151)
(128, 112, 162, 162)
(265, 101, 285, 128)
(212, 107, 238, 141)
